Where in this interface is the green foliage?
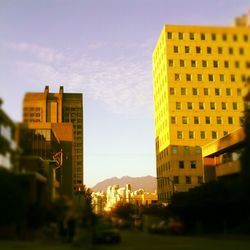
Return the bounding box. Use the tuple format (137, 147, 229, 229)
(0, 169, 27, 226)
(111, 203, 135, 220)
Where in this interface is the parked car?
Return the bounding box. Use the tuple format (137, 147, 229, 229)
(93, 218, 121, 244)
(148, 220, 168, 234)
(148, 218, 185, 235)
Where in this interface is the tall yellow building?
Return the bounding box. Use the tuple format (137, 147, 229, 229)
(23, 86, 84, 187)
(153, 24, 250, 202)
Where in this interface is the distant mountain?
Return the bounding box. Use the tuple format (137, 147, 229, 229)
(91, 175, 157, 193)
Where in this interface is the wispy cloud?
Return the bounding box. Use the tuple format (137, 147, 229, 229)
(8, 41, 154, 114)
(7, 42, 65, 63)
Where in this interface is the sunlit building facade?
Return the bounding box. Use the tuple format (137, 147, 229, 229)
(153, 24, 250, 202)
(22, 86, 84, 187)
(0, 100, 17, 170)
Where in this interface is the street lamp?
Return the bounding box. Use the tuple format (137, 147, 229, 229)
(49, 149, 63, 199)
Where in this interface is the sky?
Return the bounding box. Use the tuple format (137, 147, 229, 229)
(0, 0, 249, 187)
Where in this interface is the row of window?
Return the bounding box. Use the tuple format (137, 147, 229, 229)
(158, 160, 197, 175)
(176, 130, 229, 140)
(171, 73, 247, 83)
(170, 87, 241, 96)
(172, 115, 238, 125)
(23, 118, 41, 123)
(23, 112, 41, 118)
(171, 45, 246, 55)
(168, 59, 250, 69)
(157, 146, 201, 161)
(23, 107, 41, 111)
(158, 175, 203, 186)
(175, 101, 240, 111)
(167, 31, 249, 42)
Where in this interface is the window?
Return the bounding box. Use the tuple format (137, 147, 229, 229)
(195, 146, 201, 154)
(212, 131, 217, 139)
(204, 88, 209, 95)
(200, 131, 205, 139)
(210, 102, 215, 110)
(239, 47, 244, 55)
(171, 116, 176, 124)
(187, 102, 193, 110)
(170, 87, 175, 95)
(224, 61, 229, 68)
(228, 117, 233, 124)
(194, 116, 199, 124)
(237, 88, 242, 96)
(216, 116, 222, 124)
(244, 34, 249, 42)
(179, 161, 184, 169)
(221, 102, 227, 110)
(246, 61, 250, 69)
(224, 131, 228, 136)
(190, 161, 196, 168)
(190, 32, 194, 40)
(172, 73, 180, 82)
(184, 146, 190, 154)
(240, 117, 244, 126)
(177, 131, 182, 139)
(174, 46, 179, 53)
(167, 32, 172, 39)
(168, 59, 174, 67)
(191, 60, 196, 67)
(196, 46, 201, 53)
(207, 47, 212, 54)
(202, 60, 207, 67)
(205, 116, 210, 124)
(199, 102, 204, 110)
(208, 74, 214, 81)
(197, 74, 203, 81)
(180, 60, 185, 67)
(185, 176, 191, 184)
(233, 34, 237, 41)
(222, 34, 227, 41)
(186, 74, 191, 81)
(229, 47, 233, 54)
(178, 32, 183, 40)
(172, 146, 178, 154)
(232, 102, 237, 110)
(189, 131, 194, 139)
(176, 102, 181, 110)
(218, 47, 223, 54)
(211, 33, 216, 40)
(213, 61, 218, 68)
(182, 116, 188, 124)
(173, 176, 179, 184)
(192, 88, 198, 95)
(201, 33, 205, 40)
(226, 88, 231, 96)
(185, 46, 190, 53)
(215, 88, 220, 96)
(231, 74, 235, 82)
(220, 74, 225, 81)
(181, 88, 186, 95)
(235, 61, 240, 68)
(198, 176, 203, 184)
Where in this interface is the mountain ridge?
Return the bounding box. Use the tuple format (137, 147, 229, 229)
(91, 175, 157, 193)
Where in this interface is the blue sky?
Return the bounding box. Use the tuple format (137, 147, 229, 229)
(0, 0, 249, 187)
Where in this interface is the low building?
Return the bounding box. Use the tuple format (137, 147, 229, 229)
(0, 99, 18, 170)
(16, 122, 74, 199)
(131, 189, 158, 206)
(202, 127, 244, 182)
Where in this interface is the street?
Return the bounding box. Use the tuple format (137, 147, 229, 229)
(1, 230, 250, 250)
